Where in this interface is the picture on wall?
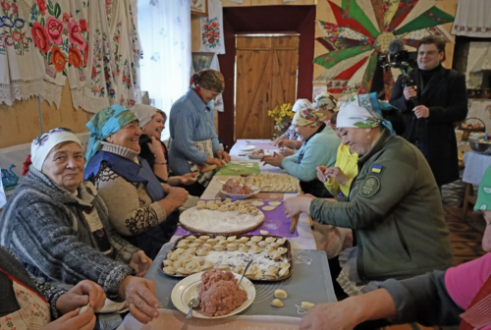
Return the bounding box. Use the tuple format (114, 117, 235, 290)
(192, 52, 215, 72)
(191, 0, 208, 17)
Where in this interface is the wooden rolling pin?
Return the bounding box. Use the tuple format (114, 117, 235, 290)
(289, 214, 300, 234)
(200, 164, 218, 173)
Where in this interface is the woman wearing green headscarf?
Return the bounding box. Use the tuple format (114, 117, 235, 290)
(284, 93, 453, 299)
(85, 105, 189, 259)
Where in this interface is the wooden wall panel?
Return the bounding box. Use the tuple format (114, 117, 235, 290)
(222, 0, 252, 7)
(191, 16, 202, 51)
(250, 0, 316, 5)
(41, 83, 91, 133)
(0, 98, 41, 148)
(0, 81, 91, 149)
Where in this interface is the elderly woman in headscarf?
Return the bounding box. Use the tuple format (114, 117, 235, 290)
(262, 107, 340, 197)
(313, 92, 338, 125)
(284, 93, 453, 299)
(130, 104, 198, 189)
(0, 128, 161, 328)
(299, 164, 491, 330)
(168, 69, 231, 195)
(84, 105, 189, 259)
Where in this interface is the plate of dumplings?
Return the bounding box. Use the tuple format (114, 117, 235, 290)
(161, 234, 293, 282)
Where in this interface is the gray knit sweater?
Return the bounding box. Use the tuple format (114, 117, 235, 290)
(0, 167, 139, 300)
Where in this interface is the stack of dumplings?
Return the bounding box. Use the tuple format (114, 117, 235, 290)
(196, 199, 261, 216)
(162, 235, 291, 280)
(235, 174, 299, 192)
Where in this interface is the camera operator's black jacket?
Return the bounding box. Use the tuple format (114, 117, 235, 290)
(389, 65, 468, 187)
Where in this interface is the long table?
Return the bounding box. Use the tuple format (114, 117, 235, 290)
(117, 139, 334, 329)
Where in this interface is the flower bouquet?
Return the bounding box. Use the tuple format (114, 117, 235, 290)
(268, 103, 294, 139)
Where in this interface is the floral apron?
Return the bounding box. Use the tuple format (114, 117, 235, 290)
(189, 139, 215, 187)
(0, 268, 50, 330)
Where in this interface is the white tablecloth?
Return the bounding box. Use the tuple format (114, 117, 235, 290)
(463, 151, 491, 185)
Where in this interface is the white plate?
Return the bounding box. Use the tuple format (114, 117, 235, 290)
(220, 186, 260, 200)
(240, 145, 256, 151)
(171, 271, 255, 319)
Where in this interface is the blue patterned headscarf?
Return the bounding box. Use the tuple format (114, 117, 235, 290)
(337, 93, 397, 135)
(85, 105, 138, 164)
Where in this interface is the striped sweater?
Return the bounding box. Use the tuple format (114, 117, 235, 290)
(0, 167, 138, 301)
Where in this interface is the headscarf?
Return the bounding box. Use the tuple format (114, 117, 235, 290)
(313, 92, 338, 111)
(337, 92, 396, 135)
(30, 128, 81, 172)
(130, 104, 165, 128)
(292, 108, 326, 128)
(292, 99, 313, 113)
(85, 105, 138, 164)
(190, 69, 225, 93)
(475, 164, 491, 211)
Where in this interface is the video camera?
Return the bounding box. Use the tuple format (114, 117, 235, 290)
(378, 39, 417, 74)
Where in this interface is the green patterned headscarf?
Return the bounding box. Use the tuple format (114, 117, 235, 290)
(85, 104, 137, 164)
(475, 165, 491, 211)
(337, 93, 396, 135)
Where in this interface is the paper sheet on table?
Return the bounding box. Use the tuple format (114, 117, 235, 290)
(117, 309, 301, 330)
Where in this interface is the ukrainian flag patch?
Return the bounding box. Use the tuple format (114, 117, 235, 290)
(371, 165, 382, 173)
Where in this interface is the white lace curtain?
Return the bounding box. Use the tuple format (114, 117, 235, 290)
(137, 0, 192, 140)
(452, 0, 491, 37)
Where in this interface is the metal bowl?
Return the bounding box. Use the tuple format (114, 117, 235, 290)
(469, 140, 491, 153)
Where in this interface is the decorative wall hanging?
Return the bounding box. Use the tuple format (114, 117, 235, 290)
(452, 0, 491, 38)
(314, 0, 455, 98)
(0, 0, 141, 112)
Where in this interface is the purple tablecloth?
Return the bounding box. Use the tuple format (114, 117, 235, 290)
(175, 199, 298, 237)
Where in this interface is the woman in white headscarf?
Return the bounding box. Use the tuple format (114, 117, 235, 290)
(131, 104, 199, 191)
(284, 93, 452, 299)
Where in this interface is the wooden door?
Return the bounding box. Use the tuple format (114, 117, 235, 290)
(235, 35, 299, 139)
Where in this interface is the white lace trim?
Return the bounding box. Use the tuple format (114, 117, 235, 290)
(40, 81, 63, 109)
(71, 87, 111, 113)
(0, 79, 46, 106)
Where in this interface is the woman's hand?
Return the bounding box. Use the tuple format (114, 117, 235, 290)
(119, 276, 160, 324)
(179, 172, 198, 186)
(317, 166, 329, 182)
(205, 157, 225, 169)
(283, 195, 314, 219)
(216, 150, 231, 163)
(324, 167, 350, 186)
(147, 137, 165, 160)
(277, 139, 298, 149)
(299, 301, 361, 330)
(261, 152, 284, 167)
(166, 187, 189, 208)
(130, 250, 152, 277)
(273, 135, 287, 147)
(278, 147, 296, 157)
(41, 307, 96, 330)
(55, 280, 106, 315)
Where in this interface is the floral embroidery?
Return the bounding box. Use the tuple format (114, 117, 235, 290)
(0, 0, 31, 56)
(202, 18, 220, 48)
(29, 1, 88, 77)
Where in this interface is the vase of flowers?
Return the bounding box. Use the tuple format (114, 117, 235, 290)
(268, 103, 294, 139)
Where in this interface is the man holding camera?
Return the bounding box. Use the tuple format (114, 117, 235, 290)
(389, 36, 468, 189)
